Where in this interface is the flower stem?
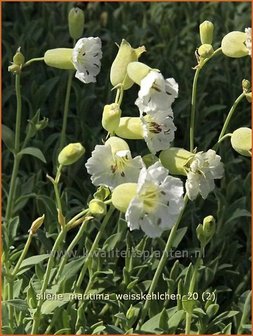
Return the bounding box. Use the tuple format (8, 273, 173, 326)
(54, 217, 90, 283)
(138, 195, 188, 327)
(74, 205, 114, 291)
(238, 290, 252, 334)
(12, 232, 33, 277)
(213, 92, 245, 151)
(185, 312, 192, 334)
(23, 57, 44, 68)
(31, 228, 67, 334)
(189, 47, 222, 152)
(59, 70, 74, 151)
(5, 74, 22, 224)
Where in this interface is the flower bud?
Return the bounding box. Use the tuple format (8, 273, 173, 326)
(112, 183, 137, 212)
(100, 11, 108, 27)
(89, 199, 107, 217)
(57, 208, 65, 228)
(13, 47, 25, 66)
(245, 92, 252, 103)
(199, 21, 214, 45)
(203, 215, 216, 238)
(231, 127, 252, 157)
(8, 64, 21, 74)
(127, 62, 151, 86)
(159, 148, 193, 176)
(110, 39, 146, 90)
(221, 31, 248, 58)
(29, 214, 45, 234)
(115, 117, 144, 140)
(93, 186, 111, 201)
(242, 79, 251, 92)
(58, 143, 85, 166)
(102, 103, 121, 134)
(44, 48, 75, 70)
(105, 136, 129, 155)
(68, 7, 85, 40)
(198, 44, 214, 59)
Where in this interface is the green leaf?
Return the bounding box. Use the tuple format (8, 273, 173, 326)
(18, 146, 46, 163)
(2, 124, 15, 152)
(3, 299, 28, 311)
(60, 256, 86, 281)
(41, 299, 68, 314)
(19, 254, 50, 271)
(172, 227, 188, 248)
(105, 325, 125, 334)
(54, 328, 71, 335)
(168, 310, 185, 331)
(140, 311, 163, 332)
(92, 326, 106, 334)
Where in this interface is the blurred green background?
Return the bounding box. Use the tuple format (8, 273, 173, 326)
(2, 3, 251, 333)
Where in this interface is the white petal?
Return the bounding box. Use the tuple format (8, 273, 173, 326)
(139, 215, 163, 238)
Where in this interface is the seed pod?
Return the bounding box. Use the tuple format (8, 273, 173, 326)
(231, 127, 252, 157)
(115, 117, 144, 140)
(112, 183, 137, 212)
(68, 7, 85, 40)
(102, 103, 121, 134)
(58, 143, 85, 166)
(44, 48, 75, 70)
(110, 39, 146, 90)
(89, 199, 107, 217)
(199, 21, 214, 45)
(221, 31, 248, 58)
(159, 147, 193, 176)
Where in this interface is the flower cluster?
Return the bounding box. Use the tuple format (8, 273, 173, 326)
(135, 70, 178, 154)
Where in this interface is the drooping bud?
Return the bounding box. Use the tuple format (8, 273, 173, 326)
(127, 62, 151, 86)
(199, 21, 214, 45)
(68, 7, 85, 40)
(102, 103, 121, 134)
(231, 127, 252, 157)
(58, 143, 85, 166)
(105, 136, 129, 155)
(13, 47, 25, 66)
(29, 214, 45, 234)
(89, 199, 107, 217)
(112, 183, 137, 212)
(44, 48, 75, 70)
(242, 79, 251, 92)
(203, 215, 216, 238)
(110, 39, 146, 90)
(221, 31, 248, 58)
(115, 117, 144, 140)
(159, 148, 194, 176)
(198, 44, 214, 59)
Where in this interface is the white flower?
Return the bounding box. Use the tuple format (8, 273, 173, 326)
(72, 37, 102, 83)
(185, 149, 224, 201)
(125, 162, 184, 238)
(141, 110, 176, 154)
(135, 70, 178, 115)
(245, 27, 252, 57)
(85, 144, 143, 190)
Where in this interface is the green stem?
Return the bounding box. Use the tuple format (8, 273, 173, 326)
(238, 290, 252, 334)
(31, 228, 67, 334)
(213, 92, 245, 151)
(23, 57, 44, 68)
(185, 312, 192, 334)
(5, 74, 22, 224)
(53, 165, 63, 213)
(138, 196, 188, 327)
(59, 70, 74, 151)
(12, 232, 33, 277)
(74, 205, 114, 291)
(54, 218, 90, 283)
(189, 48, 222, 152)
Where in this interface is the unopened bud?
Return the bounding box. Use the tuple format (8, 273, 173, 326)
(29, 214, 45, 234)
(112, 183, 137, 212)
(245, 92, 252, 103)
(198, 44, 214, 59)
(242, 79, 251, 92)
(57, 208, 65, 228)
(231, 127, 252, 157)
(13, 47, 25, 66)
(44, 48, 75, 70)
(8, 64, 21, 74)
(203, 215, 216, 238)
(110, 39, 146, 90)
(58, 143, 85, 166)
(221, 31, 248, 58)
(102, 103, 121, 134)
(68, 7, 85, 40)
(89, 199, 107, 217)
(115, 117, 144, 140)
(159, 148, 193, 176)
(127, 62, 151, 86)
(199, 21, 214, 45)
